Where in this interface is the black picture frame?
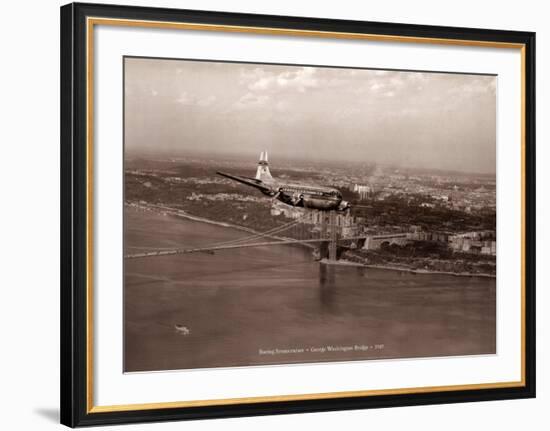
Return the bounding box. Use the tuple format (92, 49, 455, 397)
(61, 2, 536, 427)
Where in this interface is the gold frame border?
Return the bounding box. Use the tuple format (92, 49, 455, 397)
(85, 17, 527, 414)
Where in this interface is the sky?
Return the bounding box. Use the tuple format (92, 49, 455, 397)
(124, 57, 496, 174)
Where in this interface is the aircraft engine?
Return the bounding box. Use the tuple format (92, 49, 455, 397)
(302, 196, 334, 210)
(338, 200, 351, 211)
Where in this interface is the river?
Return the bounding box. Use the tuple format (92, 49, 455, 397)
(124, 207, 496, 372)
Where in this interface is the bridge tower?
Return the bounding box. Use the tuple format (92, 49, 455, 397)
(318, 210, 326, 239)
(329, 210, 338, 261)
(316, 211, 328, 259)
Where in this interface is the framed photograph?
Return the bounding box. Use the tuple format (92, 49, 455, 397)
(60, 2, 536, 427)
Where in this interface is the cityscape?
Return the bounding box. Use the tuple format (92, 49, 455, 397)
(125, 153, 496, 277)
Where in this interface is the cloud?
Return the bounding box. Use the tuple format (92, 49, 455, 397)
(461, 78, 496, 94)
(442, 76, 497, 106)
(197, 95, 217, 107)
(370, 82, 383, 91)
(232, 92, 270, 109)
(353, 73, 408, 95)
(176, 92, 217, 107)
(275, 100, 290, 112)
(333, 106, 361, 120)
(176, 92, 193, 105)
(241, 67, 319, 93)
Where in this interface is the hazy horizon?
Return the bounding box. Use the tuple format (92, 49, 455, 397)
(124, 57, 497, 175)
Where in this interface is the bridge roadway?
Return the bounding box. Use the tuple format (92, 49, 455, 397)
(125, 236, 368, 259)
(124, 203, 409, 260)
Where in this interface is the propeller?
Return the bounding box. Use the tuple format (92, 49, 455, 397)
(270, 187, 284, 201)
(291, 193, 304, 206)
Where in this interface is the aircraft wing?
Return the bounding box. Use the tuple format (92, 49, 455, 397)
(216, 171, 272, 193)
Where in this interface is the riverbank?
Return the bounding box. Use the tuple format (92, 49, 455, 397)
(128, 202, 494, 278)
(320, 258, 496, 278)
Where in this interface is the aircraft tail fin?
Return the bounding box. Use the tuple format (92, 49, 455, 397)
(255, 151, 273, 181)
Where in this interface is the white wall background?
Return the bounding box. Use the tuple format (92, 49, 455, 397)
(0, 0, 546, 429)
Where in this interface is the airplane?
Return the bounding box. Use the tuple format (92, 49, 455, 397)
(216, 152, 351, 212)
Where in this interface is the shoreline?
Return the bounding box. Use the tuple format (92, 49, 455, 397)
(128, 202, 495, 279)
(320, 258, 496, 279)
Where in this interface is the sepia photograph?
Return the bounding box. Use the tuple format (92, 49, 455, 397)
(123, 56, 497, 373)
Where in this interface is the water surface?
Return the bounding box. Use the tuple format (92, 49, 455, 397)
(124, 208, 496, 372)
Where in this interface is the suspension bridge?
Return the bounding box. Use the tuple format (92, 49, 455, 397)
(125, 204, 406, 261)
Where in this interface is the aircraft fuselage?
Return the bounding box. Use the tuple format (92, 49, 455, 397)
(263, 181, 346, 211)
(216, 152, 351, 212)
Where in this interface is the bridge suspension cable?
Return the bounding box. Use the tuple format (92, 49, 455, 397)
(141, 203, 303, 246)
(125, 204, 310, 259)
(125, 237, 345, 260)
(202, 218, 303, 248)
